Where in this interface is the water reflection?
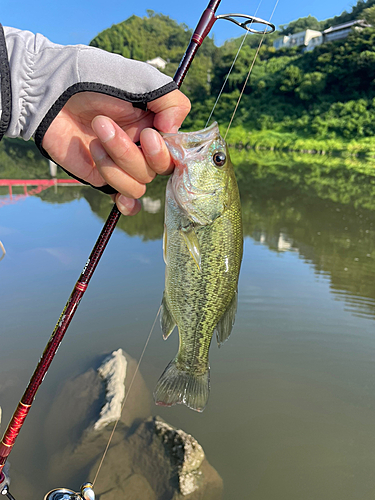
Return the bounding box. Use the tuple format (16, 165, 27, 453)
(2, 150, 375, 500)
(233, 150, 375, 320)
(9, 151, 373, 321)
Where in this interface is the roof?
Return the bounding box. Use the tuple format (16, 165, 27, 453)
(324, 19, 367, 34)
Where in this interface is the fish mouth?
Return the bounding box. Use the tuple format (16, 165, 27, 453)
(161, 122, 222, 165)
(161, 121, 219, 140)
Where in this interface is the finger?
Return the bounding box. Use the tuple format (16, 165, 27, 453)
(140, 128, 175, 176)
(148, 90, 191, 133)
(90, 139, 148, 199)
(91, 115, 155, 184)
(116, 194, 142, 216)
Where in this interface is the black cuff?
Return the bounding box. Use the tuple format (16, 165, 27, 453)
(0, 23, 12, 141)
(34, 80, 177, 195)
(57, 164, 118, 195)
(34, 81, 177, 151)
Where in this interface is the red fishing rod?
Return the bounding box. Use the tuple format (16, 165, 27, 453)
(0, 2, 273, 498)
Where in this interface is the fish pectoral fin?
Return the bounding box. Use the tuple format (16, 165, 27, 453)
(163, 223, 168, 265)
(215, 290, 238, 347)
(161, 292, 176, 340)
(180, 226, 201, 271)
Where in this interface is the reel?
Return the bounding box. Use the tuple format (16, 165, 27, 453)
(44, 483, 95, 500)
(1, 472, 94, 500)
(0, 469, 14, 500)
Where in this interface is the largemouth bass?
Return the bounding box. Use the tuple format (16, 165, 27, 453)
(153, 122, 243, 412)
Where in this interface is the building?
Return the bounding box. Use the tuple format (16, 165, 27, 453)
(323, 19, 368, 43)
(273, 19, 369, 52)
(146, 57, 168, 70)
(273, 29, 322, 51)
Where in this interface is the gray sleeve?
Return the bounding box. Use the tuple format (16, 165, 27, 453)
(0, 25, 177, 145)
(0, 24, 11, 140)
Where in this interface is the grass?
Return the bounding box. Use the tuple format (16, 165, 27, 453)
(222, 126, 375, 158)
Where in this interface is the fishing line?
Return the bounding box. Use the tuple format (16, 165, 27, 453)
(94, 5, 278, 482)
(205, 0, 264, 128)
(224, 0, 280, 139)
(92, 5, 278, 482)
(92, 304, 162, 487)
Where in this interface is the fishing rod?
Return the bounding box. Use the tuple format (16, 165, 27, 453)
(0, 2, 274, 499)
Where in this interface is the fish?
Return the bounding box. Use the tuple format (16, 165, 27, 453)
(153, 122, 243, 412)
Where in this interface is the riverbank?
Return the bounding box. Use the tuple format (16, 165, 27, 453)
(223, 126, 375, 158)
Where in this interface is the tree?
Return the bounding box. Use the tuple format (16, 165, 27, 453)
(280, 15, 322, 35)
(362, 4, 375, 24)
(279, 65, 303, 93)
(296, 72, 326, 100)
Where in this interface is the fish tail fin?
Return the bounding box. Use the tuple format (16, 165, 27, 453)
(153, 359, 210, 413)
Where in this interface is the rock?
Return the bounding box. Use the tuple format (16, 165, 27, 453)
(44, 349, 151, 486)
(154, 419, 204, 495)
(118, 351, 151, 428)
(92, 416, 223, 500)
(44, 350, 151, 456)
(42, 350, 222, 500)
(44, 368, 103, 456)
(95, 349, 128, 431)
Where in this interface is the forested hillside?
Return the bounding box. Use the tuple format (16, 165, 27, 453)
(90, 1, 375, 150)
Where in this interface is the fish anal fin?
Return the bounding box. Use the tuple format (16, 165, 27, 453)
(180, 226, 201, 271)
(215, 290, 238, 347)
(153, 359, 210, 412)
(161, 293, 176, 340)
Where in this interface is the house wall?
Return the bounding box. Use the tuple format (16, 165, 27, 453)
(273, 29, 322, 50)
(324, 27, 353, 42)
(273, 22, 367, 51)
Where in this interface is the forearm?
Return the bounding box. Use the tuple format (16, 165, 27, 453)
(0, 24, 177, 143)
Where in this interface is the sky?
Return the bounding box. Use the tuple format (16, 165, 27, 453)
(2, 0, 359, 47)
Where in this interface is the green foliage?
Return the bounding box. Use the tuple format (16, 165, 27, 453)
(280, 15, 322, 35)
(90, 11, 216, 106)
(87, 1, 375, 146)
(279, 65, 303, 93)
(295, 71, 326, 100)
(0, 138, 61, 179)
(2, 0, 374, 182)
(321, 0, 375, 30)
(363, 4, 375, 24)
(90, 12, 192, 61)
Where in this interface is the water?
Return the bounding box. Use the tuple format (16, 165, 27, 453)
(1, 151, 375, 499)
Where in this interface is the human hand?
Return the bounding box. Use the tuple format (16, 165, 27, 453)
(42, 90, 190, 216)
(3, 27, 191, 215)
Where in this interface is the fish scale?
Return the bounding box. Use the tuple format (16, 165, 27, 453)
(153, 122, 243, 412)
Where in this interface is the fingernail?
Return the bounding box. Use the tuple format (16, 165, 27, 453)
(92, 116, 116, 143)
(117, 195, 141, 216)
(142, 128, 162, 156)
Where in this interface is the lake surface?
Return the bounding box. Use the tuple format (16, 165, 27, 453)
(1, 151, 375, 499)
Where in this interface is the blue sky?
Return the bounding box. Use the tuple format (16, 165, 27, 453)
(3, 0, 358, 46)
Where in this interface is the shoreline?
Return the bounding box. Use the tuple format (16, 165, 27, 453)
(223, 126, 375, 159)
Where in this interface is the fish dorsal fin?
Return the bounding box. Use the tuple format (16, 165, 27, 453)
(180, 226, 201, 271)
(215, 290, 238, 347)
(163, 223, 168, 265)
(161, 292, 176, 340)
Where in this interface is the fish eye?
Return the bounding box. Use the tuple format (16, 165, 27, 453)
(213, 151, 226, 167)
